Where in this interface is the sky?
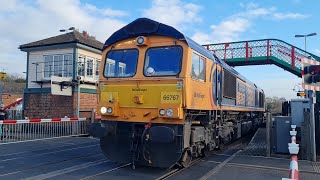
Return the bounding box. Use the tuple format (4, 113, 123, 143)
(0, 0, 319, 99)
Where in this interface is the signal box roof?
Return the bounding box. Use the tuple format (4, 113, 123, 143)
(19, 30, 103, 51)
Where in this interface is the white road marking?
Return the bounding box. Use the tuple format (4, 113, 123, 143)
(0, 135, 89, 145)
(0, 144, 98, 162)
(81, 163, 131, 180)
(24, 159, 110, 180)
(199, 150, 242, 180)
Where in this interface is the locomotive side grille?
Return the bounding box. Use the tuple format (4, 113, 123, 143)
(223, 70, 237, 99)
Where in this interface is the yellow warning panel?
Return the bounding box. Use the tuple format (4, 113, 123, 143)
(0, 72, 6, 80)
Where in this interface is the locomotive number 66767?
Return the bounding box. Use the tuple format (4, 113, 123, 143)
(89, 18, 265, 168)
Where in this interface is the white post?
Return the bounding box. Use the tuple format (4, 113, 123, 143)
(77, 79, 80, 118)
(282, 125, 300, 180)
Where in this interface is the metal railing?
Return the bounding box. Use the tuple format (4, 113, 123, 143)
(0, 117, 88, 143)
(203, 39, 320, 77)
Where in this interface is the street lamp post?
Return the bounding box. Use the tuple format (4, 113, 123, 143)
(294, 32, 317, 52)
(59, 27, 75, 32)
(58, 27, 79, 118)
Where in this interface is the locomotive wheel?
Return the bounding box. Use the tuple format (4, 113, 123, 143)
(217, 138, 225, 150)
(181, 151, 192, 167)
(201, 147, 210, 157)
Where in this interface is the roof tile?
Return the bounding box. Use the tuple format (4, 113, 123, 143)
(19, 31, 103, 50)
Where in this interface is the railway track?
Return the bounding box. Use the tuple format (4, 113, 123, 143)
(154, 132, 254, 180)
(81, 163, 132, 180)
(0, 133, 254, 179)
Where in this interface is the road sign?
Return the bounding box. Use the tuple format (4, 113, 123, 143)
(0, 72, 6, 80)
(302, 58, 320, 91)
(297, 91, 306, 97)
(51, 76, 72, 96)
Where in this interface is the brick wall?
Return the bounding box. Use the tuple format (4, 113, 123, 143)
(24, 92, 97, 119)
(24, 93, 74, 118)
(73, 92, 98, 119)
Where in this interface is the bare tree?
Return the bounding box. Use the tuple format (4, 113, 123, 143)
(266, 96, 287, 114)
(1, 73, 26, 94)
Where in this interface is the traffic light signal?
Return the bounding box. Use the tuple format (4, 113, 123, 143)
(303, 65, 320, 85)
(304, 65, 320, 74)
(306, 74, 320, 84)
(302, 58, 320, 91)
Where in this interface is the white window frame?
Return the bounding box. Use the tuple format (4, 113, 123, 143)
(43, 54, 73, 79)
(105, 58, 116, 77)
(85, 57, 94, 81)
(78, 55, 102, 82)
(95, 60, 101, 80)
(191, 53, 206, 81)
(118, 62, 126, 76)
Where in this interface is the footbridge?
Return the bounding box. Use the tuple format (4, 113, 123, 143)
(203, 39, 320, 77)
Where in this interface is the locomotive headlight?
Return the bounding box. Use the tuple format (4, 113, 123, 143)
(166, 109, 174, 117)
(159, 109, 165, 116)
(137, 36, 144, 44)
(100, 107, 107, 114)
(107, 107, 113, 114)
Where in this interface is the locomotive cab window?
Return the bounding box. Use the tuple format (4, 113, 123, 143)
(144, 46, 182, 76)
(104, 49, 138, 78)
(191, 53, 205, 81)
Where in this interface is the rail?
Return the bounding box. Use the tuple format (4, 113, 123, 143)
(203, 39, 320, 77)
(0, 117, 88, 143)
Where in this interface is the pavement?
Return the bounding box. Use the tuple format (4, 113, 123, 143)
(169, 128, 320, 180)
(0, 129, 319, 179)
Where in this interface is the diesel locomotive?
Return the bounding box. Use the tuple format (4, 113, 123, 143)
(90, 18, 265, 168)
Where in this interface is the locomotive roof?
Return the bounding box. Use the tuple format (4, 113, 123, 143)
(103, 18, 261, 90)
(103, 18, 212, 59)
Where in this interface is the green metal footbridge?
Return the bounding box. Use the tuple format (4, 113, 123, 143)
(203, 39, 320, 77)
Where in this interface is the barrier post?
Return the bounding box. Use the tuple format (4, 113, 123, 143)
(266, 112, 271, 157)
(282, 124, 300, 180)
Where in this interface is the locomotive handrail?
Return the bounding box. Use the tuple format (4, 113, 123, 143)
(203, 39, 320, 77)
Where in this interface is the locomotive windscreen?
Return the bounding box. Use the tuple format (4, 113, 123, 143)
(223, 70, 236, 99)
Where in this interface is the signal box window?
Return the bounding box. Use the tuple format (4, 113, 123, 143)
(104, 49, 138, 78)
(191, 53, 205, 81)
(144, 46, 182, 76)
(96, 60, 101, 80)
(86, 58, 94, 78)
(78, 56, 101, 81)
(44, 54, 73, 78)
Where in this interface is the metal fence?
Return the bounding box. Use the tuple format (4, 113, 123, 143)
(0, 117, 88, 143)
(5, 109, 23, 120)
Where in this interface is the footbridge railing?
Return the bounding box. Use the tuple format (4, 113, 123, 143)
(203, 39, 320, 77)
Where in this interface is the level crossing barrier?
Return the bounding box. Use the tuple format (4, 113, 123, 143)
(282, 125, 300, 180)
(0, 117, 88, 143)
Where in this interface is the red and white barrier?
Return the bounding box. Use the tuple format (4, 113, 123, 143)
(0, 117, 88, 143)
(282, 125, 300, 180)
(0, 117, 86, 124)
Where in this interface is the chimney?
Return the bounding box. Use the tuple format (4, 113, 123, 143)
(82, 31, 89, 38)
